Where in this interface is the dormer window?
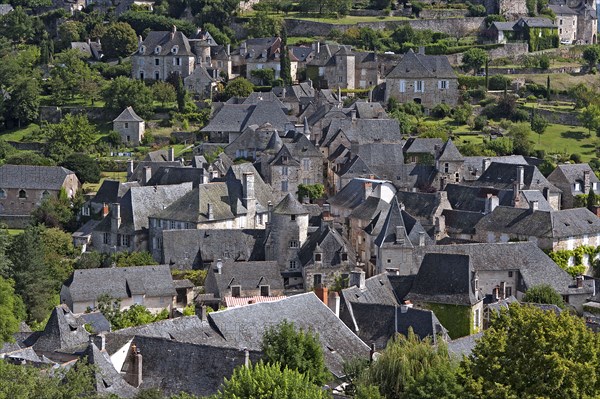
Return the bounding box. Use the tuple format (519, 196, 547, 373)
(315, 253, 322, 262)
(574, 183, 582, 192)
(260, 285, 270, 296)
(171, 45, 179, 54)
(18, 189, 27, 199)
(155, 46, 162, 54)
(231, 285, 241, 297)
(341, 253, 348, 262)
(139, 45, 146, 54)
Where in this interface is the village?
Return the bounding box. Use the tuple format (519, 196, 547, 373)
(1, 0, 600, 395)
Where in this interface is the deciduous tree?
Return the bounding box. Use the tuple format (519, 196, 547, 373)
(223, 77, 254, 100)
(0, 276, 25, 344)
(103, 76, 155, 118)
(522, 284, 564, 307)
(462, 48, 488, 75)
(101, 22, 138, 59)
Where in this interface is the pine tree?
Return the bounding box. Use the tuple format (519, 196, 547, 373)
(587, 186, 598, 211)
(279, 25, 292, 86)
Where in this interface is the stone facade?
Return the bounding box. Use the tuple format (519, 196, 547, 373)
(113, 107, 145, 146)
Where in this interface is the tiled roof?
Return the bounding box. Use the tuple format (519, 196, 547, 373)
(204, 260, 283, 298)
(113, 106, 143, 122)
(0, 165, 75, 190)
(386, 49, 457, 79)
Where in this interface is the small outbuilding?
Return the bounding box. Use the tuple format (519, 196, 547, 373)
(113, 106, 145, 146)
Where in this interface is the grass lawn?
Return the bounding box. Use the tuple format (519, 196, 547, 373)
(284, 12, 410, 23)
(7, 229, 23, 236)
(84, 171, 128, 193)
(510, 73, 600, 93)
(0, 124, 40, 142)
(533, 123, 596, 161)
(288, 36, 318, 45)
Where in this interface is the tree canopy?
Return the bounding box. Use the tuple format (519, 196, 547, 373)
(101, 22, 138, 59)
(522, 284, 565, 308)
(0, 276, 25, 344)
(223, 77, 254, 100)
(103, 76, 155, 119)
(462, 48, 488, 75)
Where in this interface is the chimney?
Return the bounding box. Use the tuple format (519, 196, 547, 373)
(170, 25, 176, 40)
(482, 158, 491, 174)
(418, 46, 425, 55)
(127, 159, 134, 179)
(86, 37, 91, 45)
(99, 334, 105, 351)
(584, 170, 591, 193)
(317, 41, 320, 53)
(138, 35, 143, 44)
(168, 147, 175, 162)
(485, 193, 499, 214)
(577, 275, 584, 288)
(368, 88, 373, 103)
(216, 259, 222, 274)
(351, 109, 357, 121)
(244, 348, 250, 367)
(513, 181, 520, 204)
(125, 344, 143, 388)
(243, 171, 255, 202)
(500, 281, 506, 299)
(349, 271, 366, 289)
(315, 286, 328, 306)
(400, 300, 413, 313)
(200, 305, 208, 321)
(364, 181, 373, 199)
(418, 231, 425, 246)
(369, 343, 376, 362)
(207, 203, 214, 220)
(111, 203, 121, 230)
(516, 165, 525, 189)
(143, 166, 152, 185)
(530, 200, 539, 212)
(307, 78, 312, 88)
(395, 226, 405, 245)
(227, 44, 231, 56)
(102, 203, 109, 217)
(328, 291, 340, 317)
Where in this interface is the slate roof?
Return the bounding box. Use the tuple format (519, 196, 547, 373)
(337, 155, 375, 179)
(63, 265, 176, 303)
(95, 183, 193, 232)
(353, 102, 388, 119)
(547, 163, 600, 195)
(469, 162, 561, 193)
(519, 17, 556, 28)
(491, 21, 517, 31)
(113, 106, 143, 122)
(462, 155, 528, 181)
(323, 118, 402, 146)
(349, 195, 390, 222)
(407, 253, 480, 306)
(548, 4, 578, 14)
(447, 332, 483, 358)
(445, 184, 513, 212)
(437, 139, 464, 162)
(341, 273, 399, 307)
(328, 178, 391, 210)
(273, 192, 308, 215)
(138, 30, 194, 57)
(0, 4, 13, 15)
(145, 166, 206, 187)
(298, 222, 357, 269)
(0, 165, 75, 190)
(395, 190, 443, 221)
(204, 260, 283, 298)
(442, 209, 484, 235)
(201, 100, 291, 133)
(92, 180, 137, 205)
(356, 142, 405, 180)
(386, 49, 457, 79)
(374, 197, 432, 248)
(79, 312, 111, 334)
(208, 293, 371, 377)
(129, 161, 184, 183)
(162, 228, 266, 268)
(224, 296, 287, 307)
(30, 305, 90, 353)
(474, 206, 600, 239)
(413, 242, 586, 295)
(81, 343, 138, 398)
(404, 138, 443, 155)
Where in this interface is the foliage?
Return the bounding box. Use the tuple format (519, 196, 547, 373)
(474, 115, 487, 131)
(0, 276, 25, 344)
(390, 110, 415, 135)
(41, 114, 98, 162)
(215, 361, 330, 399)
(547, 245, 599, 277)
(487, 75, 511, 91)
(101, 22, 138, 60)
(484, 137, 514, 156)
(588, 187, 598, 211)
(172, 269, 207, 286)
(103, 77, 154, 119)
(579, 104, 600, 137)
(431, 103, 451, 118)
(113, 251, 157, 267)
(453, 103, 472, 125)
(250, 68, 275, 86)
(298, 0, 351, 15)
(0, 7, 34, 44)
(359, 330, 463, 399)
(31, 190, 75, 230)
(462, 48, 488, 75)
(247, 11, 282, 37)
(583, 45, 600, 68)
(262, 320, 330, 385)
(522, 284, 565, 308)
(153, 81, 177, 107)
(418, 123, 449, 142)
(539, 54, 550, 70)
(298, 183, 324, 202)
(74, 251, 105, 270)
(528, 27, 558, 52)
(97, 294, 168, 330)
(507, 123, 533, 156)
(223, 77, 254, 100)
(119, 11, 197, 36)
(530, 113, 548, 138)
(462, 304, 600, 399)
(466, 1, 486, 16)
(3, 74, 40, 128)
(61, 153, 101, 184)
(182, 304, 196, 316)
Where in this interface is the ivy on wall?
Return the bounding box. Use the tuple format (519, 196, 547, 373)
(547, 245, 600, 277)
(422, 302, 474, 339)
(527, 27, 559, 51)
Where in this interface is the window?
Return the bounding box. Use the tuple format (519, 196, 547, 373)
(506, 287, 512, 297)
(282, 181, 288, 192)
(508, 271, 513, 278)
(171, 45, 178, 54)
(361, 68, 366, 76)
(140, 71, 145, 80)
(290, 214, 296, 221)
(387, 259, 391, 263)
(260, 285, 270, 296)
(313, 274, 322, 287)
(438, 80, 448, 89)
(282, 166, 288, 176)
(560, 19, 563, 25)
(155, 72, 160, 80)
(102, 233, 110, 245)
(414, 80, 424, 93)
(155, 58, 160, 66)
(41, 190, 50, 199)
(315, 253, 322, 262)
(302, 158, 310, 170)
(139, 45, 145, 54)
(154, 46, 161, 54)
(289, 240, 299, 248)
(231, 285, 241, 297)
(559, 28, 563, 34)
(338, 76, 343, 82)
(281, 156, 289, 164)
(0, 189, 5, 199)
(474, 309, 480, 329)
(18, 189, 26, 199)
(124, 122, 129, 129)
(173, 57, 181, 66)
(289, 260, 297, 269)
(444, 163, 449, 173)
(126, 135, 131, 142)
(399, 80, 406, 93)
(341, 253, 348, 261)
(170, 220, 176, 229)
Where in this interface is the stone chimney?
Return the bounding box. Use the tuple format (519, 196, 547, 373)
(329, 291, 340, 317)
(315, 285, 328, 306)
(584, 170, 591, 193)
(400, 300, 413, 313)
(516, 165, 525, 189)
(482, 158, 491, 174)
(207, 203, 214, 220)
(513, 181, 520, 204)
(102, 203, 109, 218)
(125, 344, 143, 388)
(485, 193, 499, 214)
(349, 270, 366, 289)
(530, 200, 539, 212)
(395, 226, 405, 245)
(418, 231, 425, 246)
(351, 109, 357, 121)
(216, 259, 222, 274)
(127, 159, 134, 179)
(243, 172, 256, 225)
(168, 147, 175, 162)
(418, 46, 425, 55)
(500, 281, 506, 299)
(143, 166, 152, 185)
(111, 203, 121, 232)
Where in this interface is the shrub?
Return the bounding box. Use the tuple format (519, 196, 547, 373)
(488, 75, 512, 91)
(431, 103, 452, 118)
(512, 108, 530, 122)
(570, 153, 582, 163)
(474, 115, 488, 130)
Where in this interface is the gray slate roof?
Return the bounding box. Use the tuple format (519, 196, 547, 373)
(30, 305, 90, 353)
(386, 49, 457, 80)
(469, 162, 561, 193)
(139, 30, 194, 57)
(204, 260, 283, 298)
(273, 192, 308, 215)
(92, 179, 137, 205)
(146, 166, 206, 187)
(208, 293, 371, 377)
(82, 343, 138, 398)
(374, 197, 432, 248)
(0, 165, 76, 190)
(63, 265, 176, 303)
(324, 118, 402, 146)
(437, 139, 464, 162)
(404, 138, 444, 155)
(201, 100, 291, 133)
(113, 106, 143, 122)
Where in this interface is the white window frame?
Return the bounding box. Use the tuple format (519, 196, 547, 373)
(399, 80, 406, 93)
(414, 80, 424, 93)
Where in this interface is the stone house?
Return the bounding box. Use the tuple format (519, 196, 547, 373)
(513, 17, 559, 51)
(91, 183, 193, 254)
(406, 253, 484, 339)
(240, 37, 282, 84)
(306, 44, 356, 90)
(113, 107, 145, 146)
(328, 178, 397, 223)
(147, 165, 273, 260)
(384, 49, 458, 109)
(487, 21, 517, 44)
(184, 65, 220, 99)
(550, 4, 578, 43)
(60, 265, 177, 314)
(547, 163, 600, 209)
(204, 259, 284, 300)
(571, 0, 597, 44)
(395, 190, 451, 239)
(0, 165, 80, 228)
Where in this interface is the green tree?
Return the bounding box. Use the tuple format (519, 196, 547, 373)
(280, 25, 292, 86)
(50, 49, 93, 104)
(153, 81, 176, 107)
(530, 112, 548, 143)
(587, 186, 598, 210)
(223, 77, 254, 100)
(42, 114, 98, 161)
(0, 7, 33, 44)
(463, 304, 600, 398)
(0, 276, 25, 344)
(359, 330, 463, 399)
(31, 191, 75, 229)
(583, 45, 600, 68)
(113, 251, 157, 267)
(508, 122, 533, 156)
(580, 104, 600, 138)
(262, 320, 330, 385)
(103, 76, 155, 118)
(57, 21, 86, 50)
(298, 184, 324, 202)
(61, 153, 101, 184)
(462, 48, 489, 75)
(215, 361, 329, 399)
(453, 103, 473, 125)
(250, 68, 275, 86)
(522, 284, 565, 308)
(97, 294, 167, 330)
(5, 75, 40, 128)
(246, 11, 282, 37)
(101, 22, 138, 59)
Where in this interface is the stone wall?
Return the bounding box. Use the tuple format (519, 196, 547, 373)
(446, 43, 529, 66)
(532, 108, 581, 126)
(283, 17, 485, 37)
(40, 106, 117, 124)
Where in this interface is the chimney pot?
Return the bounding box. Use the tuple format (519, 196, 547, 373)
(207, 203, 214, 220)
(168, 147, 175, 162)
(584, 170, 591, 193)
(530, 200, 539, 211)
(418, 231, 425, 246)
(315, 286, 328, 306)
(143, 166, 152, 185)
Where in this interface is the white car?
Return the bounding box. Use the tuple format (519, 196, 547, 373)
(561, 39, 572, 45)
